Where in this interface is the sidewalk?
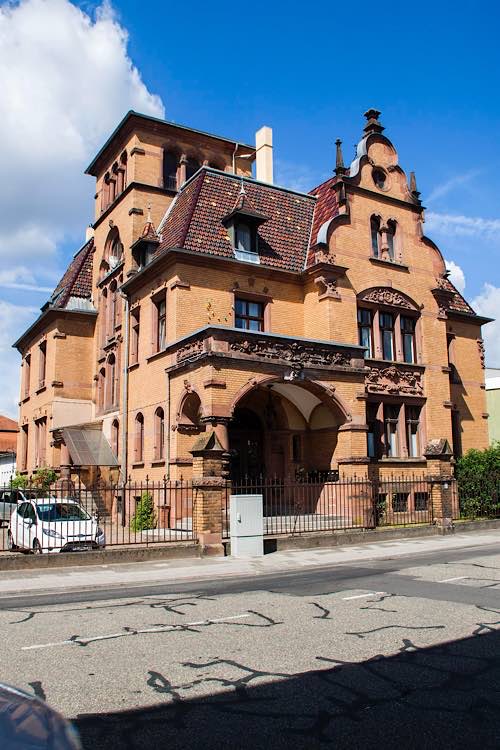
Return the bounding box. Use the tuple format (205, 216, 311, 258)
(1, 527, 499, 598)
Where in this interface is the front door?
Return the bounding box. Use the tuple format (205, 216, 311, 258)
(229, 408, 264, 484)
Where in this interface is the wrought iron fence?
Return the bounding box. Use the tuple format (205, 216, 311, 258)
(227, 473, 433, 537)
(0, 477, 195, 555)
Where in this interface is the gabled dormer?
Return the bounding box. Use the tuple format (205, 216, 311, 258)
(221, 183, 269, 265)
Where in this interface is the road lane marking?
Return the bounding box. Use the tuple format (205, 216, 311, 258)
(21, 613, 251, 651)
(437, 576, 468, 583)
(342, 592, 386, 600)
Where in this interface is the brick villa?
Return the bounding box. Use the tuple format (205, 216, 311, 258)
(14, 109, 491, 496)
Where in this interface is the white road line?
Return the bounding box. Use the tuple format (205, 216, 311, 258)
(342, 591, 386, 601)
(21, 613, 251, 651)
(437, 576, 468, 583)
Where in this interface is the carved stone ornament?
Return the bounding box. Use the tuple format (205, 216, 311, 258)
(477, 338, 485, 369)
(315, 275, 340, 300)
(314, 247, 337, 265)
(230, 338, 351, 373)
(366, 365, 423, 396)
(176, 340, 204, 363)
(359, 288, 416, 310)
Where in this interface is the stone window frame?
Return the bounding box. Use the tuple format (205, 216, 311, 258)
(357, 292, 421, 365)
(367, 400, 425, 460)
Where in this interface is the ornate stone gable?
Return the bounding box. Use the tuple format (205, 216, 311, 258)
(366, 364, 423, 396)
(358, 287, 417, 310)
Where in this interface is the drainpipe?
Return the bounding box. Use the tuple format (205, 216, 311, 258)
(165, 369, 171, 479)
(120, 291, 130, 483)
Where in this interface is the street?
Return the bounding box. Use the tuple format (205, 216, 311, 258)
(2, 536, 500, 748)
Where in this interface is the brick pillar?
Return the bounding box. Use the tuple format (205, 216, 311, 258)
(55, 440, 75, 495)
(424, 439, 454, 530)
(337, 427, 373, 529)
(190, 431, 229, 556)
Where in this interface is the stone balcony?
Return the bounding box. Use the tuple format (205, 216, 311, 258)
(165, 325, 366, 379)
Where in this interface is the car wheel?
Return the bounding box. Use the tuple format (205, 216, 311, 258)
(32, 539, 42, 555)
(7, 531, 17, 551)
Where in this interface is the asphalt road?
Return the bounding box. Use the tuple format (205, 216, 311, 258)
(3, 542, 500, 749)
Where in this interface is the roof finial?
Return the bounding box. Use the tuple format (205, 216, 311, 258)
(334, 139, 347, 176)
(239, 178, 246, 196)
(409, 171, 420, 199)
(363, 108, 385, 135)
(147, 202, 152, 222)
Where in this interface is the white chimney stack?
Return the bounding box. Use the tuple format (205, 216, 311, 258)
(85, 225, 94, 243)
(255, 126, 273, 184)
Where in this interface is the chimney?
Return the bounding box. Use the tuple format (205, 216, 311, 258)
(85, 225, 94, 243)
(255, 126, 273, 184)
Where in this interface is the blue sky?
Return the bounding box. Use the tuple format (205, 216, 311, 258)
(0, 0, 499, 415)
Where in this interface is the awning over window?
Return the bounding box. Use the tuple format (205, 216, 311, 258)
(62, 428, 118, 467)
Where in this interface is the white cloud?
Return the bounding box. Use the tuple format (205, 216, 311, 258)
(0, 0, 164, 282)
(0, 302, 39, 418)
(426, 212, 500, 239)
(427, 169, 481, 203)
(445, 259, 466, 294)
(472, 284, 500, 367)
(274, 159, 327, 194)
(0, 0, 165, 417)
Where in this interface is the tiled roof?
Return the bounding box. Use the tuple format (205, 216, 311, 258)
(309, 176, 339, 247)
(157, 169, 316, 273)
(0, 415, 18, 453)
(0, 415, 18, 432)
(49, 238, 94, 310)
(437, 277, 476, 316)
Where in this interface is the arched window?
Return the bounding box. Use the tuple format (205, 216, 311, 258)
(370, 216, 381, 257)
(387, 220, 396, 261)
(100, 289, 108, 348)
(111, 419, 119, 459)
(186, 157, 200, 180)
(98, 367, 106, 412)
(107, 353, 118, 408)
(134, 413, 144, 463)
(154, 407, 165, 460)
(108, 281, 117, 337)
(105, 228, 123, 267)
(163, 150, 178, 191)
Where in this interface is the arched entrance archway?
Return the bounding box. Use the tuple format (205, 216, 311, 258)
(228, 380, 349, 482)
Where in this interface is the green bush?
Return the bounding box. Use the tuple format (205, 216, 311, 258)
(31, 467, 58, 491)
(456, 443, 500, 518)
(10, 473, 28, 489)
(130, 492, 157, 532)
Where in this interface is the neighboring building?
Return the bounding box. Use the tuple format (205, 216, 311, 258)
(0, 415, 18, 485)
(14, 108, 491, 486)
(485, 368, 500, 444)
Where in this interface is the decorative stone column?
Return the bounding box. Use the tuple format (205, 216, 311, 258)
(424, 439, 455, 530)
(190, 431, 229, 556)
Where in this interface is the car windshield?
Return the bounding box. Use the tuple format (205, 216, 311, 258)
(36, 503, 91, 522)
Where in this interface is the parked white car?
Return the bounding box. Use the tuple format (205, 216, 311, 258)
(0, 488, 48, 526)
(7, 498, 105, 554)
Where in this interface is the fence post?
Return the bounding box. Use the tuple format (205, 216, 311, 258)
(55, 441, 75, 495)
(424, 439, 455, 531)
(190, 431, 228, 556)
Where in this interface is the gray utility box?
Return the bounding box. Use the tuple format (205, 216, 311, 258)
(229, 494, 264, 557)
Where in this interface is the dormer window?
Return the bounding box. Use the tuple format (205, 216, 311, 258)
(222, 183, 269, 266)
(236, 223, 252, 253)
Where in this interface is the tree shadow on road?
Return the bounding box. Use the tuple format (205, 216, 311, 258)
(75, 628, 500, 749)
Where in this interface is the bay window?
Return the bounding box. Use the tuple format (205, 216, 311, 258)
(368, 402, 423, 459)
